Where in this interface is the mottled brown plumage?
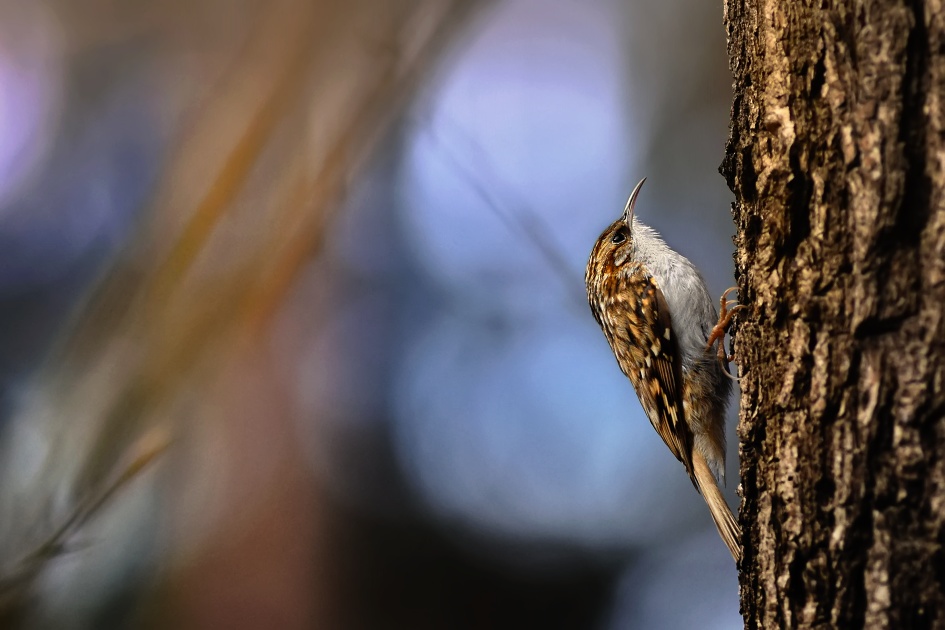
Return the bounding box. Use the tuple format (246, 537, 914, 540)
(586, 178, 741, 561)
(591, 261, 694, 476)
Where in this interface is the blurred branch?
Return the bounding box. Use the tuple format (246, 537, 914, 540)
(422, 117, 587, 311)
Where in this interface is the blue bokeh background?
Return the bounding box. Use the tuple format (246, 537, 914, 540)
(0, 1, 742, 627)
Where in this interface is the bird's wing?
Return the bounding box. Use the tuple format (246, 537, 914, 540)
(613, 267, 694, 478)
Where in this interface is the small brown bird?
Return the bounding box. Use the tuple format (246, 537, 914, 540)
(585, 178, 741, 561)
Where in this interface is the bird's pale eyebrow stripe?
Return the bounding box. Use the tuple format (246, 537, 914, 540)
(664, 329, 671, 340)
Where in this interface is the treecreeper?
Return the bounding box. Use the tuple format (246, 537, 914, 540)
(584, 178, 742, 562)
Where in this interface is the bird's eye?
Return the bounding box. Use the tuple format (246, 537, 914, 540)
(611, 229, 627, 244)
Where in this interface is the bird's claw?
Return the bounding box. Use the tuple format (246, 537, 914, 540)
(706, 287, 744, 378)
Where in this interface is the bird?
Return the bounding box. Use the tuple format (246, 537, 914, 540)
(584, 177, 742, 561)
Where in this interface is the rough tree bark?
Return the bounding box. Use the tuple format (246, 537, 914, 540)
(722, 1, 945, 628)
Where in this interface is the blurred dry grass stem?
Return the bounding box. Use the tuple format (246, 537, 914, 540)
(0, 0, 488, 623)
(0, 429, 169, 613)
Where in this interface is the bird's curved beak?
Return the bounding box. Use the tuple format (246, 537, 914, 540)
(622, 177, 647, 226)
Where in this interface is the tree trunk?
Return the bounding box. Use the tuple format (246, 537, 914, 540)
(722, 1, 945, 628)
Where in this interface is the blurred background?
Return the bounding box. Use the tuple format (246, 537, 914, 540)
(0, 0, 740, 628)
